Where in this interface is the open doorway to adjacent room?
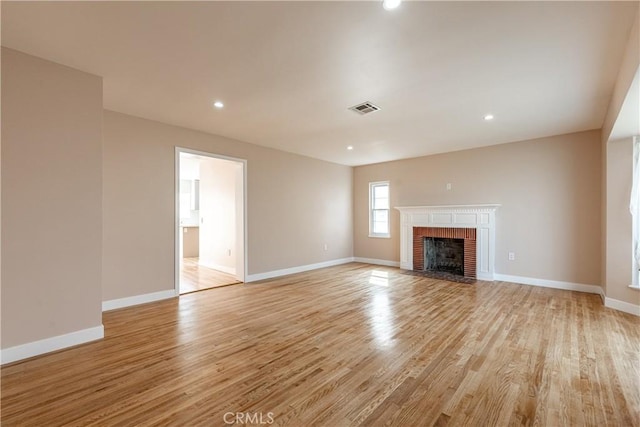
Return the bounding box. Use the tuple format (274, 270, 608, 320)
(175, 148, 246, 294)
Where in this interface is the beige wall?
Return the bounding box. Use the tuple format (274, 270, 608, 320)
(199, 157, 237, 274)
(102, 111, 353, 301)
(601, 8, 640, 307)
(354, 130, 602, 286)
(605, 139, 638, 305)
(1, 48, 103, 347)
(1, 43, 4, 352)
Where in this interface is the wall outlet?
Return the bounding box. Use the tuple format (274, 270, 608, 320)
(323, 243, 328, 251)
(446, 183, 452, 190)
(508, 252, 515, 261)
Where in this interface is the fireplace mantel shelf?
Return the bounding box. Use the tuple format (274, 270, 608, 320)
(395, 204, 500, 281)
(395, 204, 501, 211)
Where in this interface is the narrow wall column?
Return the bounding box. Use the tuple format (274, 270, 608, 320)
(1, 48, 104, 362)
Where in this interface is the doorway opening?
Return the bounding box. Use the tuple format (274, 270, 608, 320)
(175, 148, 246, 294)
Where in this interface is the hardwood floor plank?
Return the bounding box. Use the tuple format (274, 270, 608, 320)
(2, 263, 639, 426)
(179, 257, 240, 294)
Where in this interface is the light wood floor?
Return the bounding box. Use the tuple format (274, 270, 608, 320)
(180, 257, 240, 294)
(2, 263, 639, 426)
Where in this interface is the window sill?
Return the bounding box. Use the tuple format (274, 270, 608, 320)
(629, 285, 640, 291)
(369, 234, 390, 239)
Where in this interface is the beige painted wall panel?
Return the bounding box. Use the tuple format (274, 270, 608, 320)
(601, 136, 608, 291)
(1, 48, 103, 348)
(354, 131, 602, 286)
(199, 157, 236, 273)
(102, 111, 353, 301)
(605, 138, 639, 305)
(1, 46, 4, 350)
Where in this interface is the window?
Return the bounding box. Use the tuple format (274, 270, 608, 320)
(369, 181, 390, 238)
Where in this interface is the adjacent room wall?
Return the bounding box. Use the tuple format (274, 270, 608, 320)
(199, 157, 238, 275)
(354, 130, 602, 286)
(1, 48, 103, 349)
(102, 111, 353, 301)
(604, 138, 636, 305)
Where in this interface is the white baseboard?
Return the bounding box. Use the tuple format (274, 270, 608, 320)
(1, 325, 104, 365)
(604, 297, 640, 316)
(198, 260, 236, 276)
(246, 257, 354, 282)
(353, 257, 400, 267)
(494, 274, 604, 296)
(477, 272, 496, 281)
(102, 289, 177, 311)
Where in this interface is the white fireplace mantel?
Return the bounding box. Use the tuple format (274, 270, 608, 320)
(395, 204, 500, 281)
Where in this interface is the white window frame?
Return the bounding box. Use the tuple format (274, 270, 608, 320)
(369, 181, 391, 238)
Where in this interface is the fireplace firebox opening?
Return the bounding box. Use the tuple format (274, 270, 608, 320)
(424, 237, 465, 276)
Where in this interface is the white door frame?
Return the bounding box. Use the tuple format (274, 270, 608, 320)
(175, 147, 248, 294)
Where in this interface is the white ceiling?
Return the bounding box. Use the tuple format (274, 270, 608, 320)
(2, 1, 637, 166)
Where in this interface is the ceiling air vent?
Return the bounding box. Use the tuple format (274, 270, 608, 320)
(349, 102, 381, 115)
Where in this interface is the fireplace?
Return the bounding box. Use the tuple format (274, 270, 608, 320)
(413, 227, 477, 279)
(396, 205, 499, 280)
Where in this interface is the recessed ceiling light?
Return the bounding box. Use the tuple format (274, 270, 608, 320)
(213, 101, 224, 109)
(383, 0, 401, 10)
(484, 114, 494, 121)
(347, 145, 354, 150)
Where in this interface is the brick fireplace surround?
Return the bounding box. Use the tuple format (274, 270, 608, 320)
(413, 227, 477, 279)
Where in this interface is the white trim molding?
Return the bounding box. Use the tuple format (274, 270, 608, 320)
(495, 274, 604, 298)
(395, 204, 500, 280)
(246, 258, 354, 282)
(1, 325, 104, 365)
(604, 297, 640, 316)
(353, 257, 400, 267)
(102, 289, 177, 312)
